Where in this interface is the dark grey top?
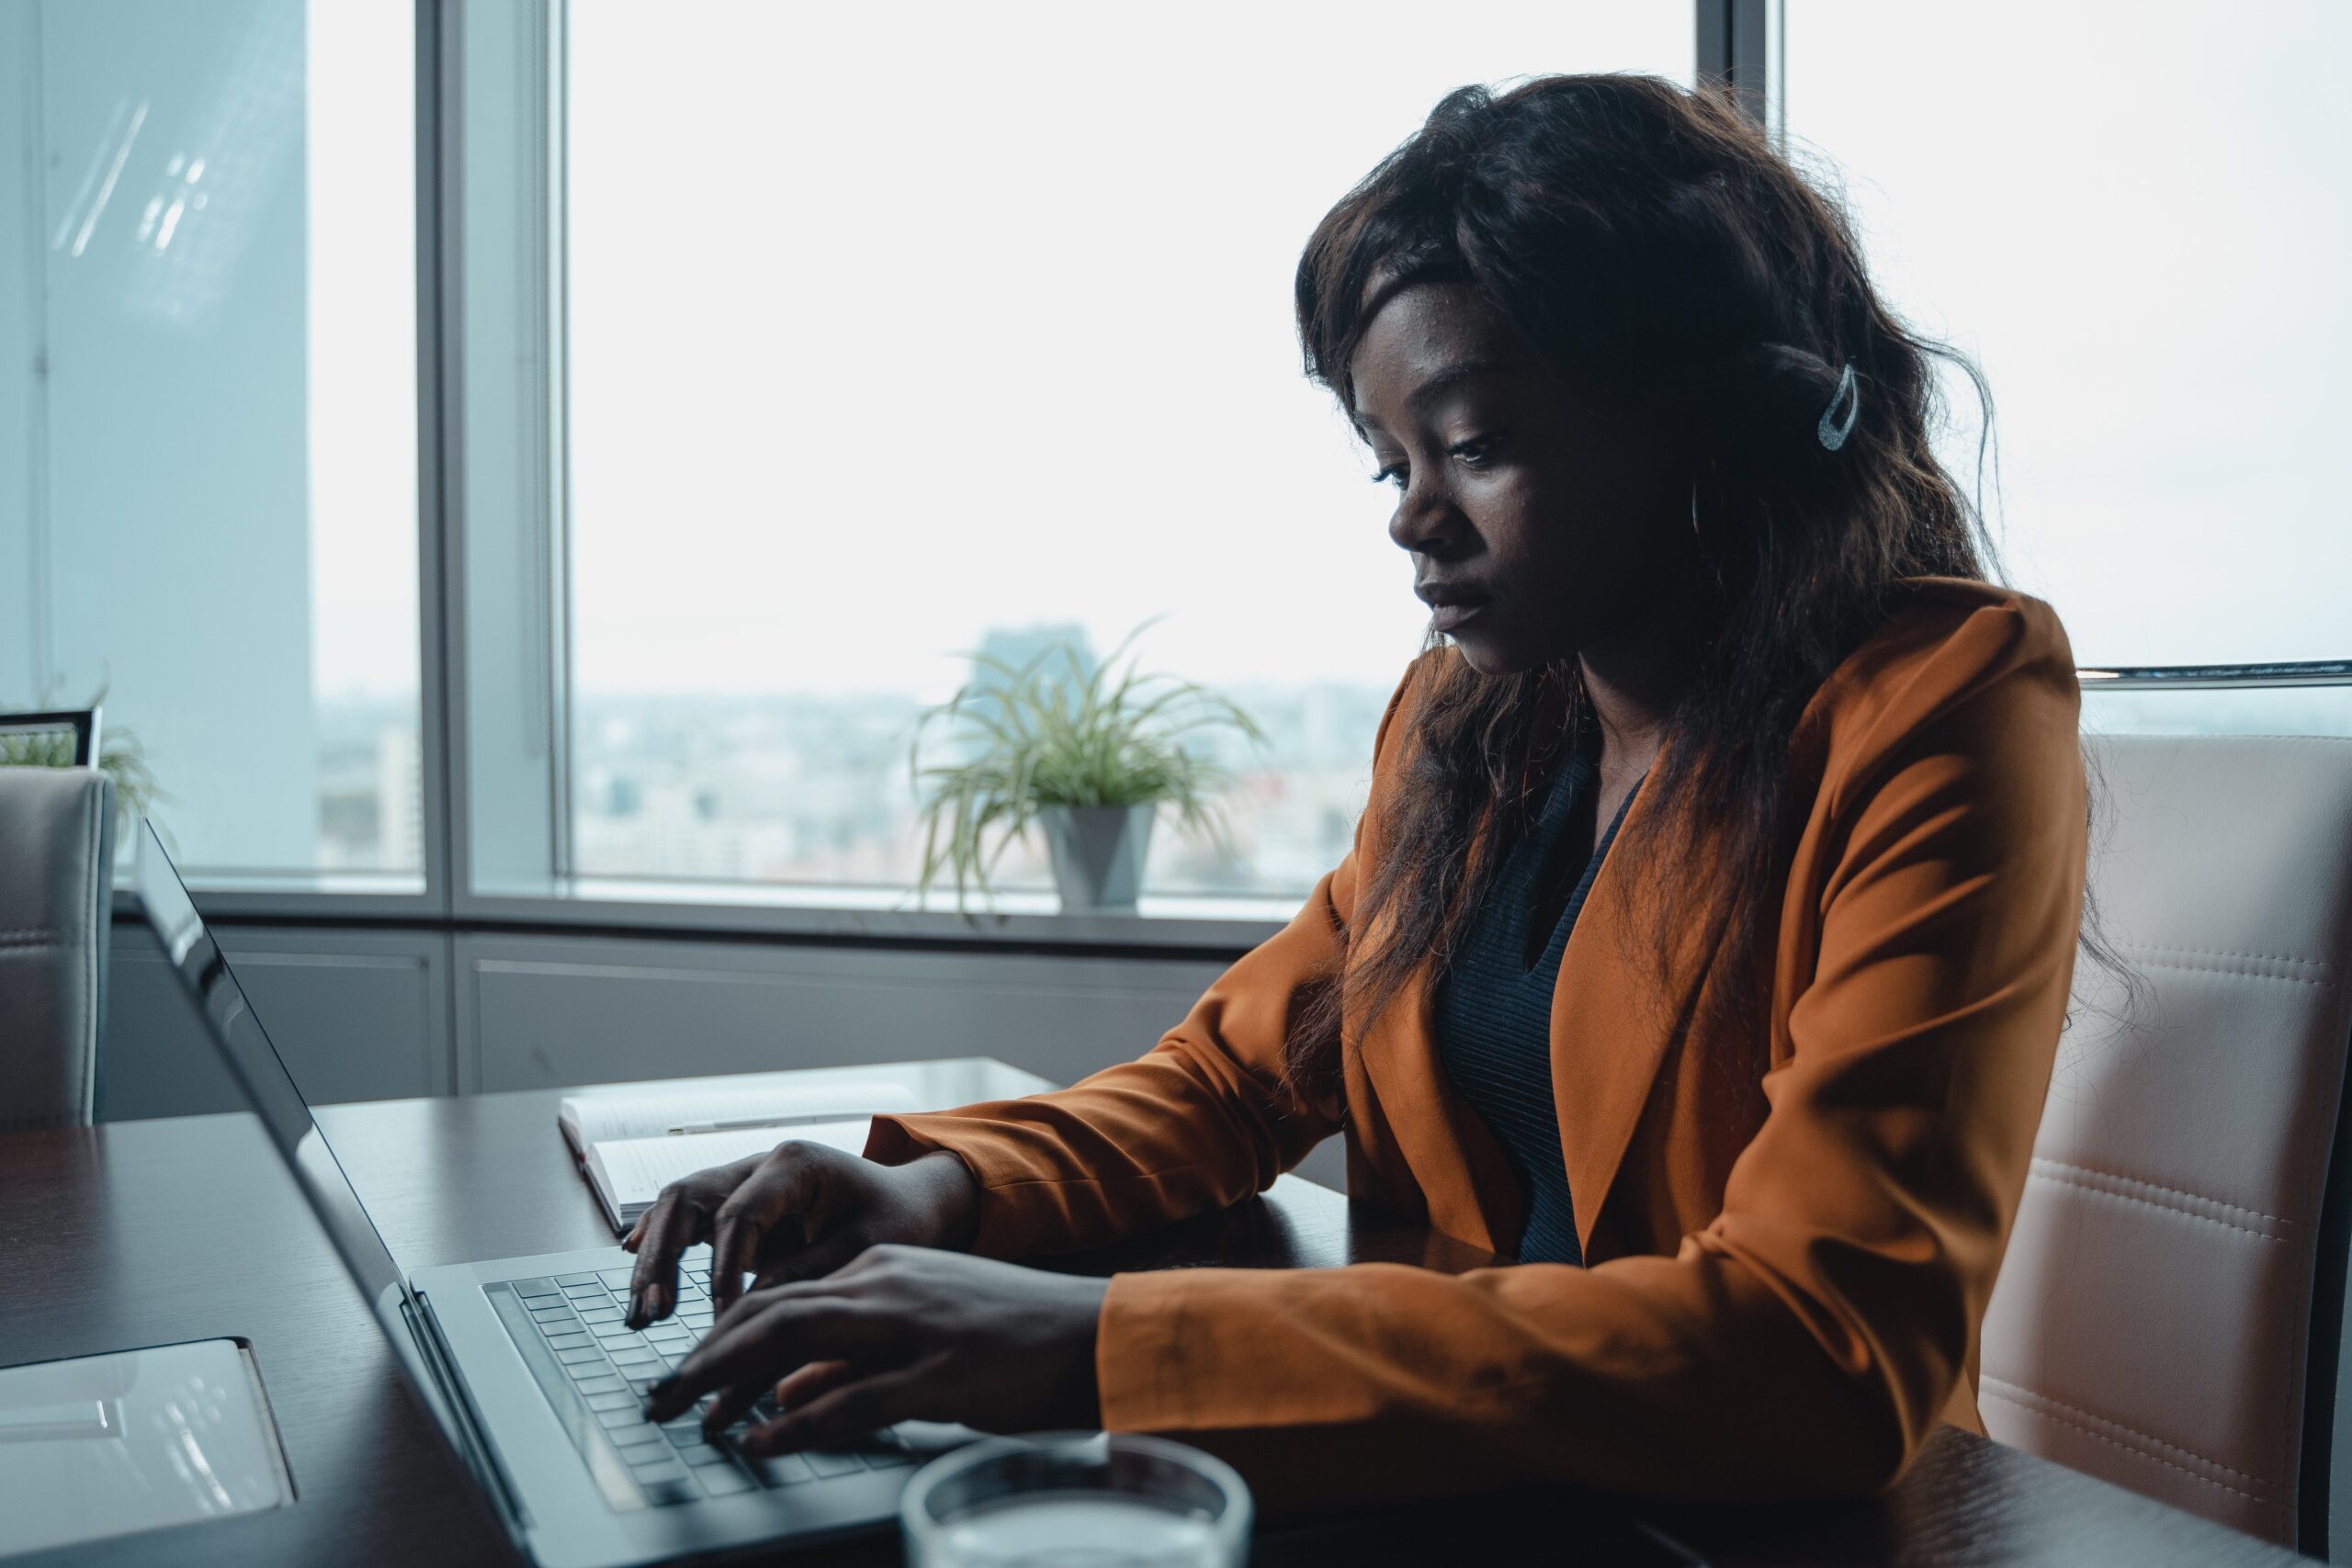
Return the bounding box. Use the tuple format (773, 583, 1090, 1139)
(1431, 744, 1638, 1266)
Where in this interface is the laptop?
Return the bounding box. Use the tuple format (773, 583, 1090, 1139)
(130, 818, 978, 1565)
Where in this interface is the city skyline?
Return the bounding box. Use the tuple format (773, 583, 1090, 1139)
(314, 623, 1405, 896)
(305, 647, 2352, 889)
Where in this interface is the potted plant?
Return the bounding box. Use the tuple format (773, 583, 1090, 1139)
(909, 624, 1263, 913)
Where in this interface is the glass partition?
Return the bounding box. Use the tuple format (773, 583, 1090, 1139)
(1, 0, 422, 878)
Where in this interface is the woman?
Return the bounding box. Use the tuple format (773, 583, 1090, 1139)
(630, 73, 2088, 1509)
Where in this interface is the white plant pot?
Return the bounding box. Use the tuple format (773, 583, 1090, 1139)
(1038, 803, 1156, 911)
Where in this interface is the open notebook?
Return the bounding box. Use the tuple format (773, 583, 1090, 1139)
(556, 1077, 921, 1233)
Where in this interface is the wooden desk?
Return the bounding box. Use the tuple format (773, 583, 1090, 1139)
(0, 1061, 2307, 1567)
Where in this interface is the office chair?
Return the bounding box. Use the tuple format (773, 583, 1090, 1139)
(1979, 734, 2352, 1554)
(0, 705, 103, 767)
(0, 717, 117, 1129)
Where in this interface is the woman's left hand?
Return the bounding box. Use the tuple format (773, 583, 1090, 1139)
(640, 1245, 1111, 1451)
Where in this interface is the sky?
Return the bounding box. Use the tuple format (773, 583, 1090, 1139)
(300, 1, 2350, 705)
(1782, 0, 2351, 667)
(302, 0, 417, 702)
(557, 0, 1691, 700)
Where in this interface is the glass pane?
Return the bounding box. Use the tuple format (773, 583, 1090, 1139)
(566, 1, 1690, 896)
(1, 0, 422, 878)
(1782, 1, 2352, 668)
(2082, 684, 2352, 740)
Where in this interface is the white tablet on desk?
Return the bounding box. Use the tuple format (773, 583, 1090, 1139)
(0, 1337, 295, 1556)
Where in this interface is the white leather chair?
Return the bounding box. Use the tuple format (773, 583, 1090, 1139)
(0, 767, 117, 1129)
(1980, 734, 2352, 1553)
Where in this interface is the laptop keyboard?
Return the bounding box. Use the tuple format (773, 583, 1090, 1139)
(489, 1247, 917, 1512)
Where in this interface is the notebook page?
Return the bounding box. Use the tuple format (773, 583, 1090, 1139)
(561, 1079, 918, 1147)
(585, 1119, 876, 1218)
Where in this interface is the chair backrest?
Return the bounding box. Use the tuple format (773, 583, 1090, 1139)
(0, 767, 117, 1129)
(1980, 734, 2352, 1552)
(0, 706, 102, 766)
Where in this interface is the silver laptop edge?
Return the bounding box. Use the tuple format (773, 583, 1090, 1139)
(130, 819, 927, 1567)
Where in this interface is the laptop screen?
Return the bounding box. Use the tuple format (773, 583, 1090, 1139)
(129, 818, 411, 1314)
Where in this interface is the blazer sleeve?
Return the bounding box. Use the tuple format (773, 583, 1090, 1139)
(860, 657, 1426, 1259)
(1089, 605, 2088, 1510)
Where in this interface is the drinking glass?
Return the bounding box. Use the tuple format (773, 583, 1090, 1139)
(900, 1431, 1252, 1568)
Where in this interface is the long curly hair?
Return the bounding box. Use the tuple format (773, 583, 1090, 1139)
(1280, 74, 2011, 1100)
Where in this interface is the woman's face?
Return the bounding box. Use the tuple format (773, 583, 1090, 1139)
(1348, 281, 1691, 676)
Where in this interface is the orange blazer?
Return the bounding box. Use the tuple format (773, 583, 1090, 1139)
(865, 578, 2087, 1512)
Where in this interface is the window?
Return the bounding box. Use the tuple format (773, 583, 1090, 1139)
(31, 4, 2337, 922)
(561, 1, 1692, 897)
(1781, 0, 2352, 676)
(3, 0, 423, 878)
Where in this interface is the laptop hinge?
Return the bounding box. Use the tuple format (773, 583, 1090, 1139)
(405, 1290, 536, 1532)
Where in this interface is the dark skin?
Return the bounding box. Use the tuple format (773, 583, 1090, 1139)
(624, 1143, 1109, 1445)
(1357, 280, 1702, 844)
(631, 279, 1706, 1452)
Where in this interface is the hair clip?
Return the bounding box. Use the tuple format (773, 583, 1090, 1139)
(1816, 362, 1860, 452)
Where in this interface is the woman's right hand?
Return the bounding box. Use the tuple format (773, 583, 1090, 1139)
(620, 1144, 980, 1327)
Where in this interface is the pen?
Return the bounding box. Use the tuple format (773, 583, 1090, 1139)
(662, 1115, 867, 1135)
